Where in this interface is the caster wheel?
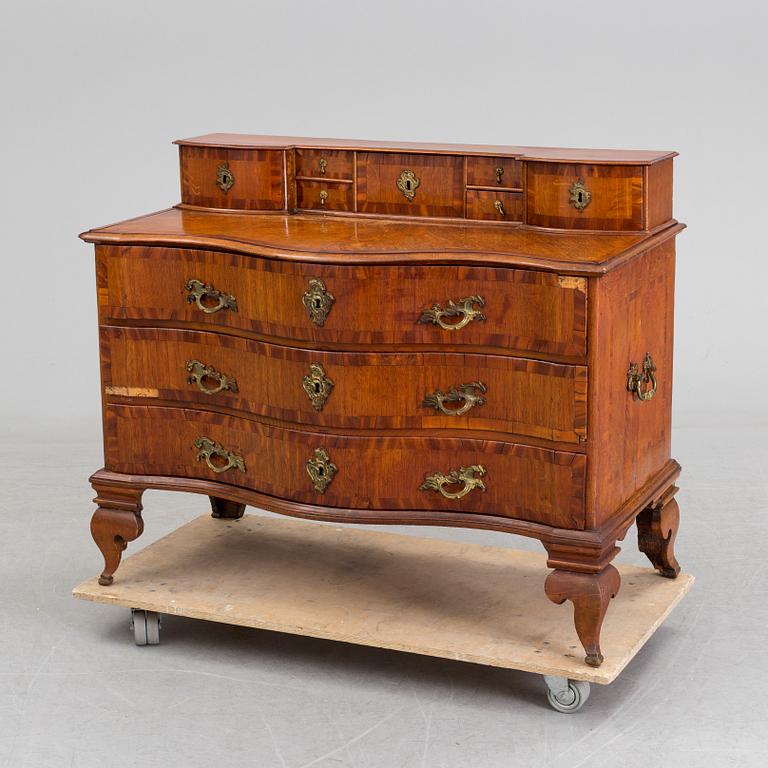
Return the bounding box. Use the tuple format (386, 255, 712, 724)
(131, 609, 161, 646)
(543, 675, 590, 713)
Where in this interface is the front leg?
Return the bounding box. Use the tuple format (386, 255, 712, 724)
(209, 496, 246, 519)
(545, 565, 621, 667)
(637, 486, 681, 578)
(90, 482, 144, 586)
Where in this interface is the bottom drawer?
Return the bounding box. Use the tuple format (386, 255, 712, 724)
(105, 405, 586, 529)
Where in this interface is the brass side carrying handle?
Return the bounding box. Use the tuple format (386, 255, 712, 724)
(421, 381, 487, 416)
(186, 360, 239, 395)
(185, 279, 238, 315)
(418, 295, 486, 331)
(194, 437, 246, 474)
(627, 353, 658, 401)
(419, 465, 487, 500)
(493, 199, 506, 217)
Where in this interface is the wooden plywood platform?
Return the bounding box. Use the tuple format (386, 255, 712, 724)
(73, 514, 694, 684)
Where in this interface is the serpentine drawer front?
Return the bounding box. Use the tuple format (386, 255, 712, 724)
(81, 133, 684, 669)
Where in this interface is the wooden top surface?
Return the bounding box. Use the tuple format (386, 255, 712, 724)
(81, 208, 684, 275)
(175, 134, 677, 165)
(72, 513, 694, 684)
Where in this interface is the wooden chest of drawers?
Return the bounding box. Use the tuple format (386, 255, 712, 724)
(81, 134, 684, 668)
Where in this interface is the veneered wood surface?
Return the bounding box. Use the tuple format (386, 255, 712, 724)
(356, 153, 465, 218)
(295, 148, 354, 179)
(104, 405, 587, 528)
(526, 163, 644, 231)
(295, 180, 354, 212)
(73, 514, 694, 683)
(179, 146, 285, 210)
(97, 245, 589, 358)
(466, 190, 523, 222)
(100, 326, 588, 443)
(466, 156, 523, 188)
(586, 239, 676, 527)
(646, 158, 674, 230)
(175, 134, 677, 164)
(82, 208, 684, 275)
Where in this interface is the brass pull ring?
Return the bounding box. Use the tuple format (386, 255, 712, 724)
(186, 360, 239, 395)
(419, 465, 487, 500)
(493, 199, 506, 217)
(418, 295, 486, 331)
(495, 165, 504, 184)
(627, 353, 658, 401)
(194, 437, 246, 474)
(421, 381, 487, 416)
(185, 279, 238, 315)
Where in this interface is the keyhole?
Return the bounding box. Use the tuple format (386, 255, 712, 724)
(405, 180, 412, 190)
(314, 298, 321, 309)
(318, 466, 324, 476)
(314, 382, 321, 393)
(577, 192, 583, 203)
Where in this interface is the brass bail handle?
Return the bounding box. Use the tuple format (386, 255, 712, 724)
(421, 382, 487, 416)
(194, 437, 246, 474)
(185, 279, 238, 315)
(419, 465, 487, 500)
(186, 360, 239, 395)
(627, 353, 658, 401)
(418, 295, 486, 331)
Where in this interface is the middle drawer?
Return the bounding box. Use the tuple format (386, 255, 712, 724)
(101, 327, 588, 444)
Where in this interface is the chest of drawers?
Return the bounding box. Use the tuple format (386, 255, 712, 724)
(81, 134, 684, 668)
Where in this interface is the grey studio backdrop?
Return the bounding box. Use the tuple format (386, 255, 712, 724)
(1, 2, 767, 768)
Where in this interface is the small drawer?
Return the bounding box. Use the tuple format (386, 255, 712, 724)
(356, 152, 465, 218)
(101, 326, 588, 444)
(295, 148, 354, 180)
(296, 180, 354, 212)
(526, 162, 643, 231)
(466, 190, 523, 222)
(466, 156, 523, 189)
(105, 404, 587, 529)
(179, 146, 285, 210)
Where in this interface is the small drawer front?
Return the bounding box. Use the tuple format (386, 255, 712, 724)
(526, 162, 643, 231)
(105, 404, 587, 529)
(466, 190, 523, 222)
(296, 180, 354, 212)
(357, 152, 465, 218)
(101, 326, 588, 443)
(180, 146, 285, 210)
(295, 149, 354, 180)
(466, 156, 523, 189)
(98, 246, 588, 359)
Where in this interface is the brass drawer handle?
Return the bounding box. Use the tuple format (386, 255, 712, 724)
(216, 163, 235, 192)
(493, 199, 506, 217)
(194, 437, 245, 474)
(185, 279, 238, 315)
(627, 353, 658, 401)
(319, 190, 328, 207)
(302, 278, 335, 326)
(495, 165, 504, 184)
(302, 363, 334, 411)
(306, 447, 337, 493)
(418, 295, 486, 331)
(421, 381, 487, 416)
(419, 465, 487, 500)
(186, 360, 239, 395)
(318, 157, 328, 175)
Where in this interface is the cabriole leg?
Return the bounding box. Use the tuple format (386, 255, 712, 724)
(637, 486, 681, 578)
(90, 483, 144, 586)
(209, 496, 246, 519)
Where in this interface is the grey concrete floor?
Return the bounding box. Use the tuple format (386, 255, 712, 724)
(1, 424, 766, 768)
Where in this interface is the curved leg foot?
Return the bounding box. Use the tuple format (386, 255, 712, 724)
(637, 488, 680, 578)
(209, 496, 246, 519)
(545, 565, 621, 667)
(90, 483, 144, 586)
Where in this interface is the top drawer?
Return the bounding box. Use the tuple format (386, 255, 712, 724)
(357, 152, 464, 218)
(179, 146, 285, 210)
(295, 148, 354, 180)
(97, 246, 588, 359)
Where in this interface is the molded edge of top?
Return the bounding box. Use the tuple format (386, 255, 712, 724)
(173, 134, 678, 165)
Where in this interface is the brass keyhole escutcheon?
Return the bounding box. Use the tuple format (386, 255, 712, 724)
(396, 169, 420, 202)
(306, 447, 337, 493)
(216, 163, 235, 193)
(302, 362, 334, 411)
(569, 177, 592, 212)
(302, 278, 335, 326)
